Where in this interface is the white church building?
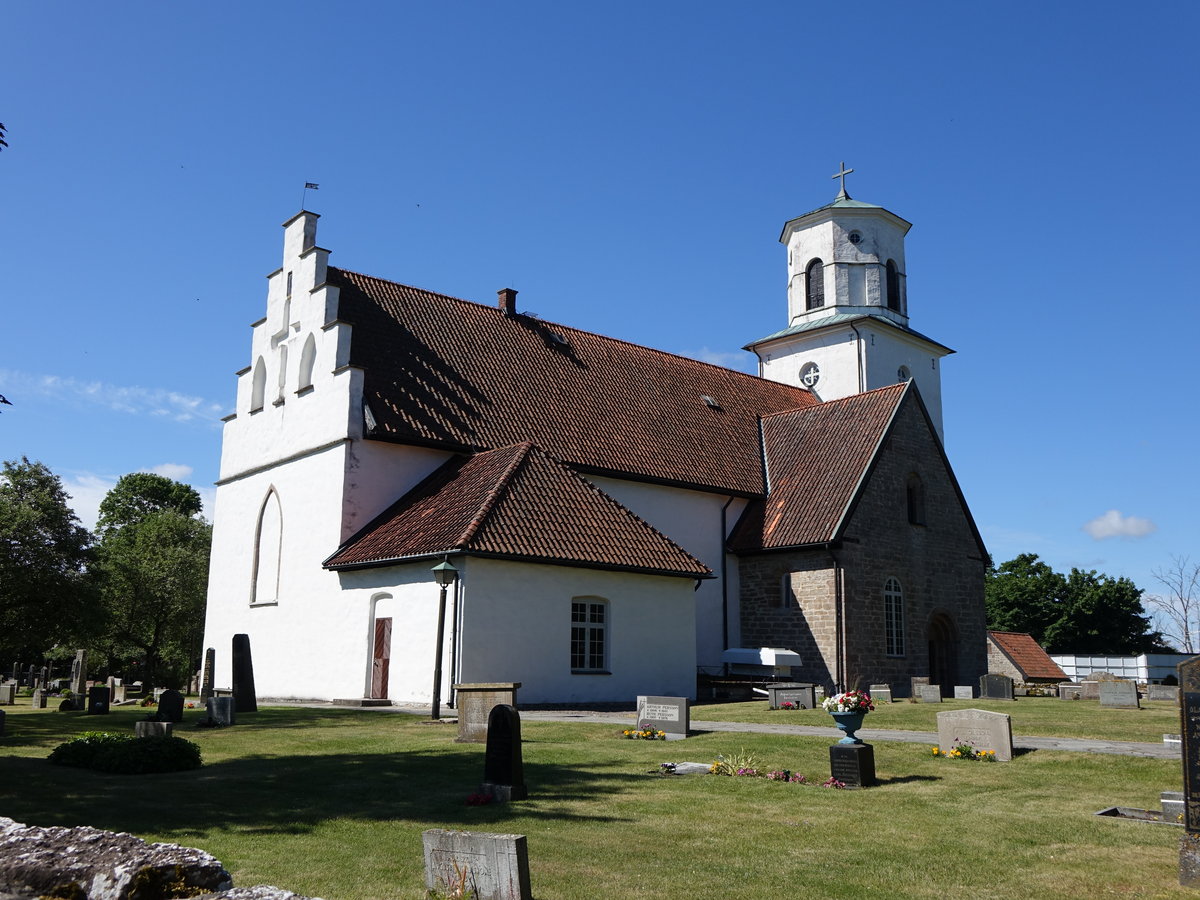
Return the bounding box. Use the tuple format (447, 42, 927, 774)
(201, 173, 988, 705)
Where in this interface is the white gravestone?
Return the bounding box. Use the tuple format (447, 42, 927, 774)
(937, 708, 1014, 761)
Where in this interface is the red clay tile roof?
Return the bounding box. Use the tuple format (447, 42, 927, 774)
(330, 267, 818, 496)
(728, 383, 908, 552)
(324, 442, 711, 578)
(988, 631, 1068, 681)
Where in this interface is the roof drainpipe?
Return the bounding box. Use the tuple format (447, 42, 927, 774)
(829, 543, 845, 692)
(849, 322, 866, 394)
(497, 288, 518, 317)
(720, 495, 736, 663)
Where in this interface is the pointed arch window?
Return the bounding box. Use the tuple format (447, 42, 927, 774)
(906, 473, 926, 526)
(250, 357, 267, 412)
(886, 260, 901, 312)
(884, 577, 905, 656)
(298, 333, 317, 392)
(805, 259, 825, 311)
(251, 489, 283, 605)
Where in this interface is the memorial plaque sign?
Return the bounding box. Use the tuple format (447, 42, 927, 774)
(635, 695, 689, 739)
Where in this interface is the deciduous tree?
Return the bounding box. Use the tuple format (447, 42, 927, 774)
(1144, 555, 1200, 653)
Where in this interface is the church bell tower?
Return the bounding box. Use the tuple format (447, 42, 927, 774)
(745, 164, 952, 440)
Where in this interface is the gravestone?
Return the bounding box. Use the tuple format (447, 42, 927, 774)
(919, 684, 942, 703)
(1059, 681, 1084, 701)
(39, 666, 48, 691)
(1099, 680, 1139, 709)
(1178, 657, 1200, 884)
(453, 682, 521, 743)
(869, 684, 892, 703)
(954, 685, 974, 700)
(1151, 684, 1181, 703)
(112, 684, 127, 703)
(27, 665, 35, 689)
(765, 682, 817, 709)
(979, 674, 1014, 701)
(0, 683, 14, 705)
(1077, 680, 1101, 700)
(829, 743, 876, 788)
(635, 695, 689, 739)
(0, 710, 5, 736)
(206, 696, 236, 726)
(135, 721, 174, 739)
(200, 647, 216, 703)
(157, 689, 185, 723)
(69, 650, 87, 702)
(423, 829, 532, 900)
(937, 708, 1013, 761)
(86, 685, 110, 715)
(31, 689, 46, 709)
(910, 676, 929, 699)
(231, 634, 258, 713)
(480, 704, 527, 801)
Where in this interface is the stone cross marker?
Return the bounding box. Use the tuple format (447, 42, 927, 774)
(200, 648, 216, 703)
(1178, 657, 1200, 885)
(231, 634, 257, 713)
(481, 704, 527, 801)
(423, 830, 532, 900)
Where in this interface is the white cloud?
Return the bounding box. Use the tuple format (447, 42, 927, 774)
(1083, 509, 1157, 541)
(148, 463, 194, 481)
(686, 346, 758, 373)
(0, 369, 228, 425)
(62, 464, 210, 531)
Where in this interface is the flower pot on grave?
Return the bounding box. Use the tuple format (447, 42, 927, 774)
(829, 711, 866, 744)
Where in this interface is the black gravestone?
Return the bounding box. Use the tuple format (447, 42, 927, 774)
(481, 704, 527, 801)
(0, 709, 5, 736)
(231, 634, 257, 713)
(829, 743, 876, 788)
(157, 689, 185, 723)
(200, 647, 216, 703)
(206, 696, 236, 726)
(1179, 657, 1200, 884)
(87, 685, 110, 715)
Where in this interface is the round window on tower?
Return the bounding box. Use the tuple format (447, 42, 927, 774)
(897, 365, 911, 383)
(800, 362, 821, 389)
(848, 231, 863, 245)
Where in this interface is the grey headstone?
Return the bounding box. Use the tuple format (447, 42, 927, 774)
(1099, 680, 1139, 709)
(1059, 681, 1084, 701)
(919, 684, 942, 703)
(69, 649, 87, 699)
(422, 829, 531, 900)
(910, 676, 929, 699)
(453, 682, 520, 743)
(87, 685, 110, 715)
(201, 647, 216, 703)
(232, 634, 257, 713)
(31, 689, 46, 709)
(481, 705, 526, 802)
(937, 708, 1014, 761)
(1164, 791, 1185, 825)
(1150, 684, 1181, 703)
(135, 721, 175, 739)
(157, 689, 185, 723)
(112, 683, 126, 703)
(0, 683, 14, 705)
(635, 695, 689, 739)
(869, 684, 892, 703)
(828, 743, 876, 788)
(979, 674, 1014, 700)
(954, 685, 974, 700)
(765, 682, 816, 709)
(207, 696, 236, 726)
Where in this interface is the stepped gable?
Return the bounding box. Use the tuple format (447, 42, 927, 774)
(988, 631, 1069, 681)
(324, 442, 711, 578)
(729, 383, 908, 552)
(330, 267, 817, 496)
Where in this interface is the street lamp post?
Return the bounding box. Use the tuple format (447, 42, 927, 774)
(430, 560, 458, 720)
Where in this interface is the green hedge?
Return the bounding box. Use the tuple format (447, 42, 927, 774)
(48, 731, 202, 774)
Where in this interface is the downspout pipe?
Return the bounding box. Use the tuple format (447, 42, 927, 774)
(848, 322, 866, 394)
(828, 543, 845, 692)
(720, 495, 736, 658)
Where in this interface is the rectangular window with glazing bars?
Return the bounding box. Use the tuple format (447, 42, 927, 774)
(571, 599, 607, 671)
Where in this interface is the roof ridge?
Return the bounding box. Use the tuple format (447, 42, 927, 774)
(457, 442, 534, 548)
(760, 381, 906, 422)
(333, 266, 817, 395)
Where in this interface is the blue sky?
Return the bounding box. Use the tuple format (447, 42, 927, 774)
(3, 3, 1198, 635)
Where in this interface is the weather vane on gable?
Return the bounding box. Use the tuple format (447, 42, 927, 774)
(832, 161, 854, 200)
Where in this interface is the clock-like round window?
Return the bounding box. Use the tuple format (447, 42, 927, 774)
(848, 231, 863, 245)
(800, 362, 821, 389)
(897, 365, 911, 382)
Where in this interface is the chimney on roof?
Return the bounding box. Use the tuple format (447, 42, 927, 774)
(497, 288, 518, 317)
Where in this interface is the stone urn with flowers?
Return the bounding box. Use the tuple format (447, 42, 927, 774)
(821, 689, 875, 744)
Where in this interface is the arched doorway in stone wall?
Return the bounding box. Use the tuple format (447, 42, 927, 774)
(928, 612, 958, 697)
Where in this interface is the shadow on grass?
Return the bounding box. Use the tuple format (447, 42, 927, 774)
(873, 774, 941, 786)
(0, 735, 639, 840)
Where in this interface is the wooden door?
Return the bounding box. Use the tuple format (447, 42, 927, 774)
(371, 617, 392, 699)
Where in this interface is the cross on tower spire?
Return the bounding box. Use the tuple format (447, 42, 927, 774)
(832, 161, 854, 200)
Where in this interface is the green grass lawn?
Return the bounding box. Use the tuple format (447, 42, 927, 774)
(691, 695, 1183, 742)
(0, 702, 1190, 899)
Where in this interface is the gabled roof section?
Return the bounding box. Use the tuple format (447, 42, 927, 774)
(744, 312, 952, 355)
(988, 631, 1069, 681)
(324, 442, 711, 579)
(329, 267, 818, 496)
(728, 383, 908, 552)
